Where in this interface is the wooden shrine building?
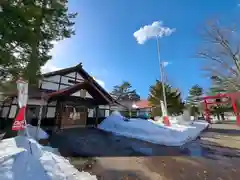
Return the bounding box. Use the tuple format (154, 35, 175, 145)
(0, 63, 118, 130)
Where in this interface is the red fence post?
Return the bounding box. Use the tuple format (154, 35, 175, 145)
(231, 97, 240, 125)
(204, 100, 211, 123)
(202, 92, 240, 125)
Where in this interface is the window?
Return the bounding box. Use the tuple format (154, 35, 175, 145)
(88, 108, 95, 117)
(98, 109, 105, 117)
(87, 108, 109, 118)
(0, 102, 3, 112)
(76, 106, 86, 112)
(26, 105, 47, 125)
(27, 105, 47, 119)
(9, 105, 17, 118)
(1, 107, 10, 118)
(65, 106, 74, 119)
(105, 109, 110, 116)
(47, 107, 56, 118)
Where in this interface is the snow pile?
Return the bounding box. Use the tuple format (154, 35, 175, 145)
(170, 115, 193, 125)
(151, 115, 192, 126)
(111, 110, 122, 116)
(98, 114, 208, 146)
(154, 116, 161, 121)
(0, 136, 97, 180)
(153, 113, 193, 126)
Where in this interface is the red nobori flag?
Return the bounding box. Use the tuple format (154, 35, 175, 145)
(12, 79, 28, 131)
(12, 106, 26, 130)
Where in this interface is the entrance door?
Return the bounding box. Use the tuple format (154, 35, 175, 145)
(61, 105, 87, 128)
(74, 106, 87, 126)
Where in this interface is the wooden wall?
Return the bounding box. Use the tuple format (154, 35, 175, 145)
(39, 71, 93, 99)
(60, 105, 87, 129)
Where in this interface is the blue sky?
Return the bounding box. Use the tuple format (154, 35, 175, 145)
(44, 0, 240, 99)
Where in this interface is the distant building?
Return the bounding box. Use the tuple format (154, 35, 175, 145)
(132, 100, 153, 116)
(107, 99, 153, 117)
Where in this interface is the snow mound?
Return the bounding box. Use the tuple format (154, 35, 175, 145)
(111, 110, 122, 116)
(153, 114, 194, 126)
(18, 124, 49, 140)
(0, 136, 97, 180)
(98, 114, 208, 146)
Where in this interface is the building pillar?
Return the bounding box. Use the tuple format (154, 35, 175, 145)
(54, 100, 61, 131)
(129, 109, 132, 118)
(6, 98, 14, 120)
(95, 106, 99, 127)
(0, 100, 5, 129)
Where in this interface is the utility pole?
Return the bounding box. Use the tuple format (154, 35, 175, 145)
(156, 37, 168, 115)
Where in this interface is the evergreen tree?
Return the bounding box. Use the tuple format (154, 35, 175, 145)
(186, 85, 203, 116)
(148, 80, 185, 116)
(110, 81, 140, 101)
(0, 0, 77, 86)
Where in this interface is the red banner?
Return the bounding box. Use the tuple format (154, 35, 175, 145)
(12, 107, 26, 131)
(12, 78, 28, 131)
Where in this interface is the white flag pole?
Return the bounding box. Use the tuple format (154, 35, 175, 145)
(36, 92, 44, 140)
(16, 78, 32, 153)
(15, 78, 30, 137)
(23, 80, 30, 137)
(23, 80, 33, 154)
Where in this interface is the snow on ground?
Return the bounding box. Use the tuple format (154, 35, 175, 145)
(0, 136, 97, 180)
(98, 114, 208, 146)
(18, 124, 49, 140)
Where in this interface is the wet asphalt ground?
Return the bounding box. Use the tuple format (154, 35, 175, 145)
(50, 127, 192, 157)
(50, 121, 240, 180)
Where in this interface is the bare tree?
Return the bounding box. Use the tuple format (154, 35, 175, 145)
(198, 21, 240, 93)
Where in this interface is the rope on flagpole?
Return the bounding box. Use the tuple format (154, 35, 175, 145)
(36, 92, 44, 140)
(24, 80, 33, 154)
(21, 79, 33, 154)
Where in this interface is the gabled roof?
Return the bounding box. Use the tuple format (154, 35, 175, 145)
(42, 63, 117, 105)
(43, 63, 83, 77)
(133, 100, 152, 109)
(3, 63, 121, 106)
(45, 80, 112, 105)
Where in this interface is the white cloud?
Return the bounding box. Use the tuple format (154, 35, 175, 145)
(42, 62, 105, 88)
(133, 21, 175, 44)
(91, 75, 105, 88)
(162, 61, 171, 67)
(41, 61, 62, 74)
(43, 41, 106, 88)
(95, 79, 105, 88)
(49, 41, 60, 57)
(89, 71, 105, 88)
